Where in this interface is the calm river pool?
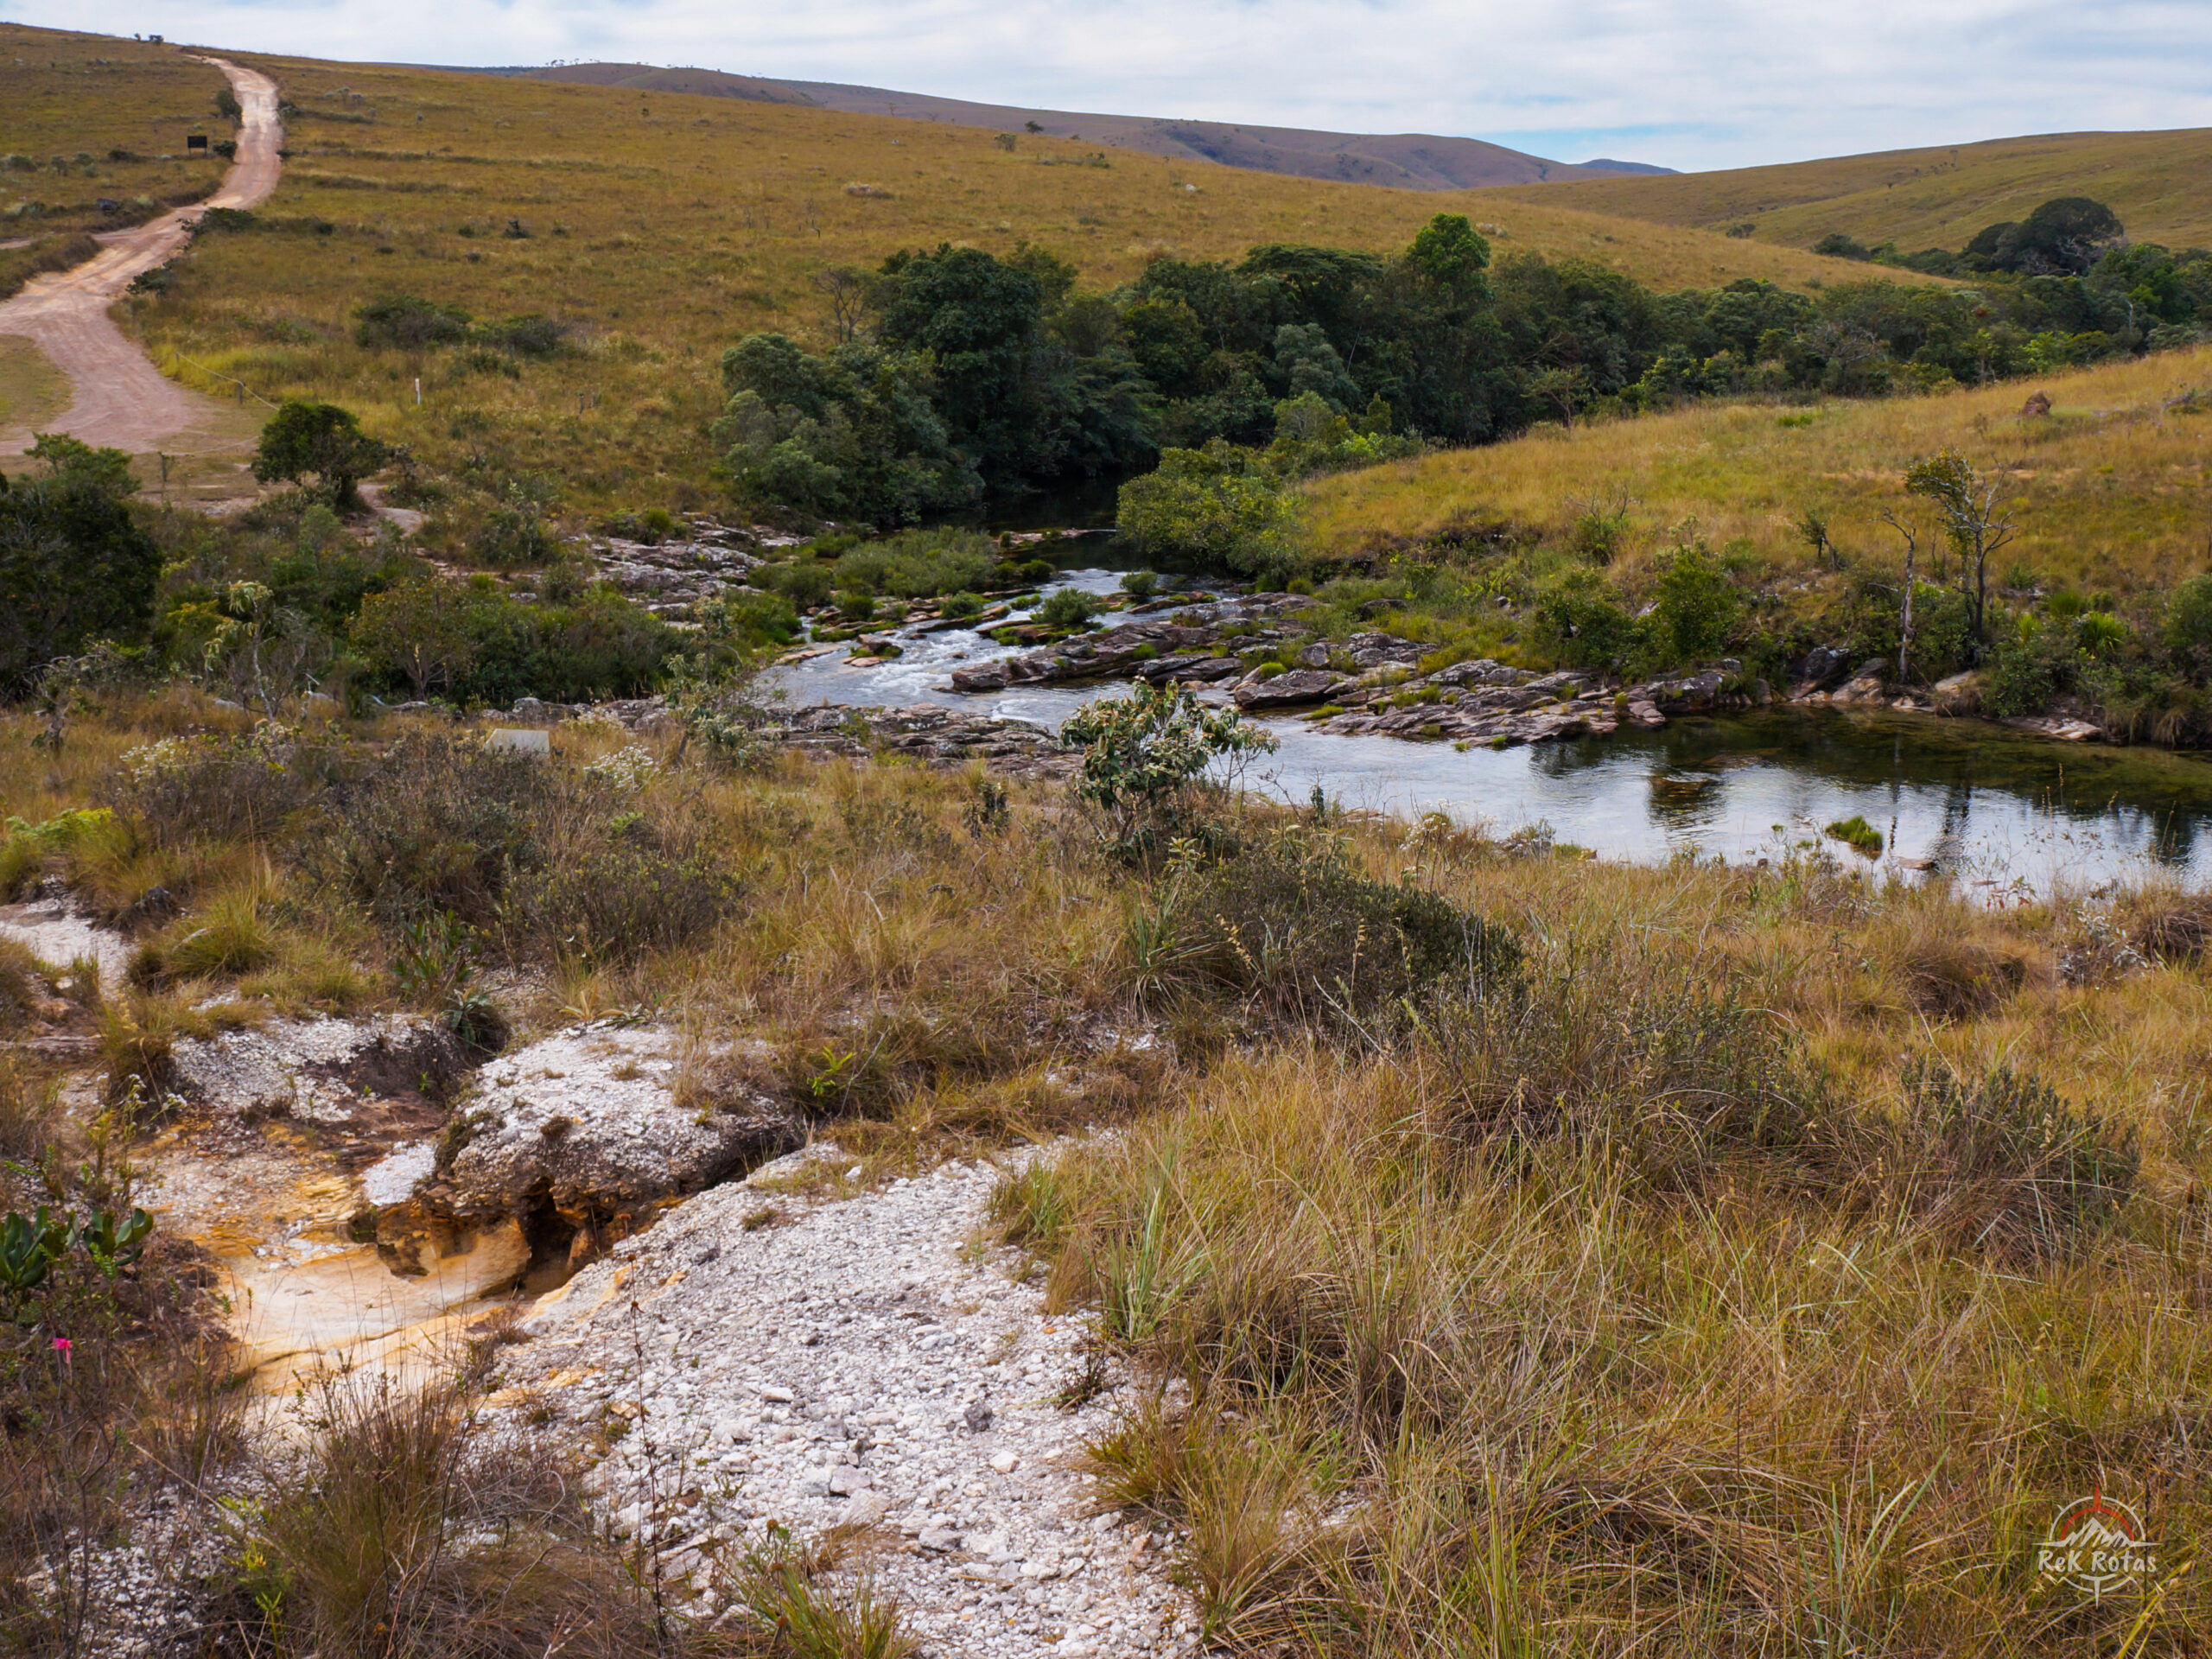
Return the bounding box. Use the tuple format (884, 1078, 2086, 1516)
(769, 569, 2212, 892)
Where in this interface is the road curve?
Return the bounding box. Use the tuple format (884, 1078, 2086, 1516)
(0, 56, 283, 456)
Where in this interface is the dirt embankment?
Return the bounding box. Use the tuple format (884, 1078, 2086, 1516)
(0, 54, 282, 457)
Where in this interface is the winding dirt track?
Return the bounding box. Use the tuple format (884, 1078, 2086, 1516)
(0, 56, 283, 456)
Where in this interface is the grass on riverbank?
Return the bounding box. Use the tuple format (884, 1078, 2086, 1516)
(1286, 340, 2212, 704)
(3, 691, 2209, 1651)
(1302, 340, 2212, 596)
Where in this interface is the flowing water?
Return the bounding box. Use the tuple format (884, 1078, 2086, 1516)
(771, 569, 2212, 891)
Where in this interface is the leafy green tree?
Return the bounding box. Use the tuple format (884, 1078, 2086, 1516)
(1116, 443, 1301, 578)
(349, 574, 479, 697)
(252, 400, 389, 507)
(0, 439, 161, 687)
(1404, 213, 1492, 297)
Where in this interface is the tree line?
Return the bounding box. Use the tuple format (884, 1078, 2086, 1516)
(715, 207, 2209, 531)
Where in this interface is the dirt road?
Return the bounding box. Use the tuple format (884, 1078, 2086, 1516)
(0, 56, 283, 457)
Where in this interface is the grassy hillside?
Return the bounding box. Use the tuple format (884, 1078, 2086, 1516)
(1491, 128, 2212, 257)
(0, 24, 232, 294)
(104, 41, 1900, 512)
(1301, 342, 2212, 600)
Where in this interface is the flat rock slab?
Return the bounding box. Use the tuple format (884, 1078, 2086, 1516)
(171, 1014, 459, 1125)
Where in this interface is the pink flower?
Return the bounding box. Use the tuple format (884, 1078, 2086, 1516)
(50, 1338, 71, 1363)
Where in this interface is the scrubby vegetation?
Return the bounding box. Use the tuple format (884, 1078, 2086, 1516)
(0, 678, 2205, 1649)
(1290, 339, 2212, 741)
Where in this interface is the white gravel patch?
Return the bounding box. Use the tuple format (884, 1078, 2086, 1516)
(509, 1147, 1192, 1657)
(359, 1141, 435, 1206)
(0, 899, 132, 987)
(171, 1015, 424, 1123)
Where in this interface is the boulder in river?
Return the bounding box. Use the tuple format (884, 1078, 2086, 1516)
(1233, 669, 1341, 709)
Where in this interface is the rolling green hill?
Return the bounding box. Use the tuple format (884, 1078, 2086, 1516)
(1487, 128, 2212, 257)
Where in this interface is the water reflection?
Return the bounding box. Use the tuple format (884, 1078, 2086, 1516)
(766, 570, 2212, 891)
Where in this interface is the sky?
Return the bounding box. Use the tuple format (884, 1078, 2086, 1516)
(10, 0, 2211, 172)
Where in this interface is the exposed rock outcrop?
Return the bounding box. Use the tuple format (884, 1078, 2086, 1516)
(380, 1023, 803, 1278)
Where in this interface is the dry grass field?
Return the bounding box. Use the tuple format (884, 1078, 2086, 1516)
(1300, 340, 2212, 601)
(99, 41, 1904, 512)
(1487, 127, 2212, 257)
(0, 24, 232, 272)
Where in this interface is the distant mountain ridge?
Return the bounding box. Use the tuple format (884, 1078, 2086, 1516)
(467, 61, 1675, 189)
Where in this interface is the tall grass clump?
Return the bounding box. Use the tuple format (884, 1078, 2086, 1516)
(211, 1369, 721, 1659)
(999, 893, 2207, 1654)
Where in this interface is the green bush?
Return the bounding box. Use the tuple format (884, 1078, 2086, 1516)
(2165, 573, 2212, 681)
(829, 529, 997, 598)
(1035, 587, 1106, 628)
(753, 559, 836, 610)
(0, 441, 162, 689)
(1980, 617, 2063, 715)
(353, 292, 471, 349)
(1179, 830, 1522, 1023)
(1645, 541, 1742, 664)
(1533, 569, 1638, 669)
(1116, 442, 1301, 579)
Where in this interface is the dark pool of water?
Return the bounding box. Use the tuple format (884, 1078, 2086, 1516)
(769, 569, 2212, 890)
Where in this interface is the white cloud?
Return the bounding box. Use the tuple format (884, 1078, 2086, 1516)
(20, 0, 2212, 169)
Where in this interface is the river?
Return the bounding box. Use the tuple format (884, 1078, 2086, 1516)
(769, 569, 2212, 891)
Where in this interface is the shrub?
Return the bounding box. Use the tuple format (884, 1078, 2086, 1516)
(1117, 443, 1301, 579)
(349, 575, 479, 698)
(1645, 540, 1741, 664)
(2166, 572, 2212, 681)
(1899, 1059, 2137, 1261)
(1121, 569, 1160, 599)
(1980, 617, 2064, 715)
(754, 560, 836, 609)
(504, 812, 741, 966)
(1061, 683, 1276, 855)
(353, 292, 471, 349)
(1533, 569, 1638, 669)
(110, 725, 327, 847)
(216, 1369, 690, 1659)
(299, 734, 544, 929)
(0, 445, 162, 689)
(1179, 830, 1522, 1023)
(939, 590, 983, 620)
(1035, 586, 1105, 628)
